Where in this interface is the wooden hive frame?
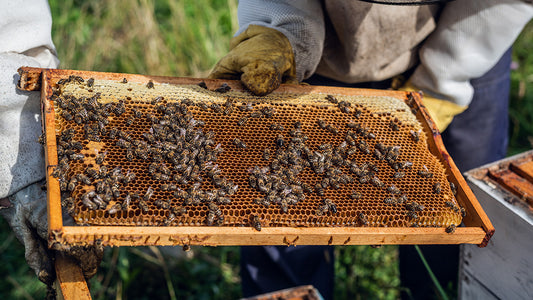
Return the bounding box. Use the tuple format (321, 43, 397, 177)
(17, 66, 494, 249)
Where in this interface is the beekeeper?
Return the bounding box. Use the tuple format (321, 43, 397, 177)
(209, 0, 533, 298)
(0, 0, 103, 289)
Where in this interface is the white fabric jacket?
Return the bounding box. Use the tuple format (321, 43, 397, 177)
(0, 0, 59, 198)
(237, 0, 533, 106)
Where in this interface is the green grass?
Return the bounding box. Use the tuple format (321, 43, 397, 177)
(1, 1, 532, 299)
(509, 21, 533, 156)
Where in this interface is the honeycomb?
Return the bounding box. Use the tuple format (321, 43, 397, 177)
(46, 76, 463, 229)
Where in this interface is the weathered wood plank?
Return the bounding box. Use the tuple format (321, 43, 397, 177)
(462, 169, 533, 299)
(55, 254, 92, 300)
(511, 160, 533, 183)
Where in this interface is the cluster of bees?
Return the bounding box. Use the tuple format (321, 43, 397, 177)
(49, 77, 238, 226)
(246, 94, 461, 229)
(46, 76, 463, 231)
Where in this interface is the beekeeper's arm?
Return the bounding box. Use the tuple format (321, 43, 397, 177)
(407, 0, 533, 130)
(0, 0, 102, 285)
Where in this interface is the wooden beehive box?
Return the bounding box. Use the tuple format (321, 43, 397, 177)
(17, 67, 493, 249)
(460, 150, 533, 299)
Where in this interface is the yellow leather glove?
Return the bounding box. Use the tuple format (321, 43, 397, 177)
(401, 82, 467, 132)
(209, 25, 297, 96)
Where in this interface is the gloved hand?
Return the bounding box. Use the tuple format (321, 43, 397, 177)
(0, 181, 104, 286)
(209, 25, 298, 96)
(400, 81, 467, 132)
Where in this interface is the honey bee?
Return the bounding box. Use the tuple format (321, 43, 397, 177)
(445, 201, 454, 208)
(393, 171, 405, 179)
(76, 173, 92, 185)
(325, 95, 338, 104)
(115, 139, 131, 149)
(51, 167, 62, 178)
(146, 80, 154, 89)
(262, 148, 271, 160)
(260, 107, 275, 118)
(69, 153, 84, 161)
(317, 119, 326, 129)
(95, 151, 107, 165)
(410, 129, 421, 142)
(449, 182, 457, 196)
(407, 211, 418, 219)
(370, 176, 384, 188)
(122, 193, 131, 211)
(340, 105, 351, 114)
(325, 124, 339, 135)
(384, 197, 397, 205)
(94, 180, 106, 194)
(171, 206, 187, 216)
(123, 172, 136, 184)
(233, 138, 247, 149)
(223, 102, 234, 116)
(107, 203, 122, 215)
(197, 81, 208, 89)
(193, 101, 208, 112)
(144, 186, 154, 201)
(100, 165, 109, 178)
(270, 123, 284, 131)
(112, 100, 126, 116)
(387, 184, 400, 194)
(460, 207, 466, 217)
(406, 201, 425, 212)
(59, 179, 68, 192)
(87, 78, 95, 87)
(138, 200, 149, 213)
(252, 215, 262, 231)
(397, 194, 408, 204)
(417, 165, 433, 178)
(86, 166, 100, 179)
(389, 120, 399, 131)
(237, 102, 252, 112)
(67, 177, 78, 192)
(316, 203, 329, 216)
(110, 182, 120, 198)
(301, 183, 313, 194)
(357, 140, 370, 154)
(126, 115, 134, 126)
(108, 127, 119, 139)
(400, 161, 413, 169)
(433, 182, 441, 194)
(358, 212, 369, 226)
(81, 191, 98, 210)
(280, 199, 289, 213)
(210, 103, 222, 113)
(275, 134, 285, 148)
(237, 116, 249, 126)
(351, 191, 362, 199)
(445, 224, 456, 234)
(214, 83, 231, 93)
(324, 198, 337, 214)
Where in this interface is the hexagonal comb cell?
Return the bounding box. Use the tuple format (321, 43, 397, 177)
(47, 76, 463, 229)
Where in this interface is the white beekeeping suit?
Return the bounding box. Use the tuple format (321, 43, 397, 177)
(0, 0, 103, 287)
(0, 0, 59, 198)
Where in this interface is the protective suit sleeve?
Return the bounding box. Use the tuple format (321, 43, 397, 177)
(410, 0, 533, 107)
(0, 0, 60, 198)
